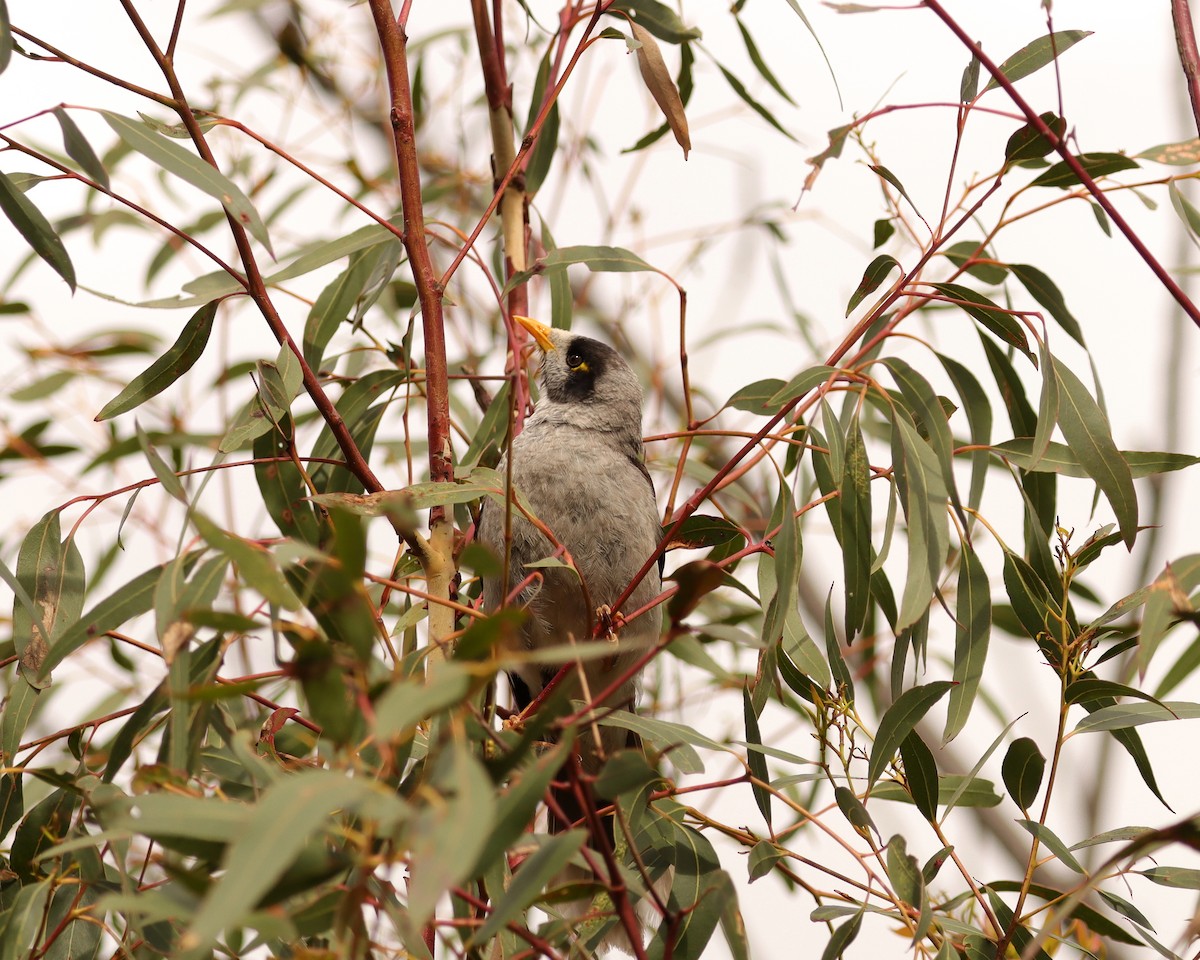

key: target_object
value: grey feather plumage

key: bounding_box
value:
[477,324,662,758]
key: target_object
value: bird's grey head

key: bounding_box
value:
[516,316,645,442]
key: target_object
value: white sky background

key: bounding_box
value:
[2,0,1200,957]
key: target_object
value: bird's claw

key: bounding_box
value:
[596,604,625,641]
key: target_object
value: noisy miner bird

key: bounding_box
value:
[478,316,663,761]
[477,316,665,948]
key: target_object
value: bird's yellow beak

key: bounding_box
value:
[514,315,556,353]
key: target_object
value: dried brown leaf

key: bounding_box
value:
[632,23,690,158]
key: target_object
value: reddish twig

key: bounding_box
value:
[923,0,1200,330]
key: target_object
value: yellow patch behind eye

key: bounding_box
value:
[574,360,590,373]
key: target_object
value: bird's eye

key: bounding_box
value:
[566,352,585,370]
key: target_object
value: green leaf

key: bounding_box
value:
[52,107,110,190]
[768,364,836,408]
[1138,866,1200,889]
[1030,151,1139,189]
[868,682,954,787]
[983,30,1093,91]
[193,513,302,610]
[302,247,383,370]
[219,345,303,453]
[540,218,573,331]
[1142,555,1200,677]
[939,353,992,513]
[524,49,561,194]
[1016,820,1084,873]
[96,302,219,419]
[845,254,900,316]
[941,240,1008,285]
[610,0,701,43]
[1009,263,1085,345]
[0,878,53,958]
[10,511,84,689]
[944,544,991,742]
[10,370,76,403]
[407,746,495,929]
[1168,181,1200,243]
[470,831,586,945]
[960,53,980,101]
[39,559,187,679]
[873,775,1002,809]
[1051,357,1137,547]
[900,732,938,821]
[470,742,569,877]
[723,378,786,414]
[0,171,76,290]
[103,111,274,256]
[714,60,795,141]
[802,122,853,195]
[929,282,1033,362]
[819,907,863,960]
[541,244,655,273]
[1001,737,1044,809]
[747,840,787,882]
[1074,701,1200,733]
[662,515,742,551]
[373,662,472,737]
[184,770,405,949]
[840,411,871,639]
[994,438,1198,478]
[742,685,772,827]
[870,164,923,221]
[834,785,876,839]
[1065,678,1168,711]
[735,17,794,105]
[1098,889,1155,930]
[0,0,11,75]
[891,413,949,630]
[883,356,964,528]
[1004,112,1066,165]
[600,710,726,774]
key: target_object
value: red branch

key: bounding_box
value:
[368,2,453,492]
[923,0,1200,331]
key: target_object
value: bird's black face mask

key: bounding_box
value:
[545,335,614,403]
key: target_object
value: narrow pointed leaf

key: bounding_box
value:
[103,111,274,256]
[846,254,900,316]
[944,544,991,742]
[1016,820,1084,873]
[0,171,76,290]
[841,412,871,638]
[53,107,110,189]
[1052,358,1137,547]
[1031,152,1138,189]
[900,731,938,821]
[742,686,772,826]
[868,681,954,786]
[97,302,219,419]
[983,30,1093,91]
[1009,263,1085,344]
[1074,701,1200,732]
[930,282,1033,362]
